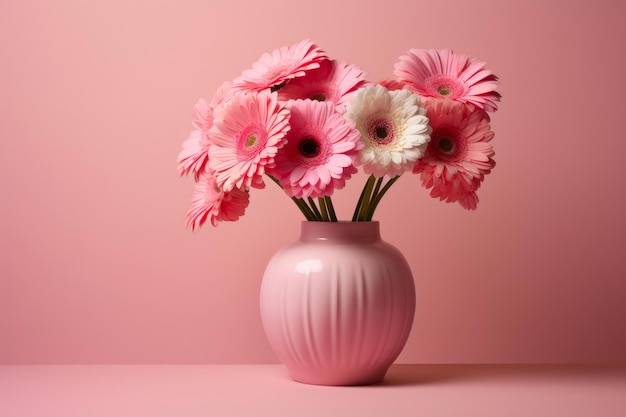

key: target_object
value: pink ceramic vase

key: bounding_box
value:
[260,221,416,385]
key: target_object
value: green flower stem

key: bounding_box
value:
[318,197,329,222]
[357,175,376,221]
[266,172,398,222]
[266,174,316,221]
[324,196,338,222]
[351,180,369,221]
[366,175,400,220]
[307,197,323,221]
[296,198,318,221]
[372,177,383,204]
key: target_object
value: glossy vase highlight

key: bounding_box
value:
[260,221,416,385]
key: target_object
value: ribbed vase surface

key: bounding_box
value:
[260,221,416,385]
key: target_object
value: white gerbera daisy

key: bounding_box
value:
[345,85,431,177]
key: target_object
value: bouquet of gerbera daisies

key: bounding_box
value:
[177,39,501,229]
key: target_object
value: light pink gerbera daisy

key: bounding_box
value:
[231,39,328,93]
[268,99,362,199]
[345,84,431,178]
[208,90,290,192]
[394,48,501,112]
[277,59,367,113]
[177,82,233,179]
[186,172,250,230]
[413,98,495,210]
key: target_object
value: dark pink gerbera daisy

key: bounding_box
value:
[413,98,495,210]
[231,39,328,93]
[186,172,250,230]
[394,48,501,112]
[268,99,362,199]
[277,59,367,113]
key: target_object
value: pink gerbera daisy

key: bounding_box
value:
[186,172,250,230]
[277,59,367,113]
[394,48,501,112]
[413,98,495,210]
[208,90,290,192]
[177,82,233,179]
[268,99,362,199]
[231,39,328,93]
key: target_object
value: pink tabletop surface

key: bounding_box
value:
[1,364,625,417]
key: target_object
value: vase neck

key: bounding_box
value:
[300,221,381,243]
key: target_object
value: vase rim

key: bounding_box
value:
[300,221,381,242]
[301,220,379,224]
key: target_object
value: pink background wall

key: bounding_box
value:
[1,0,625,364]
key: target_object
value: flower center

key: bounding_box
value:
[298,137,320,158]
[438,137,454,153]
[376,126,388,139]
[245,135,258,148]
[270,81,286,92]
[237,124,266,156]
[310,93,326,101]
[428,128,467,162]
[368,118,394,145]
[425,75,466,99]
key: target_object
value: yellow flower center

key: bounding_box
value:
[245,135,257,148]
